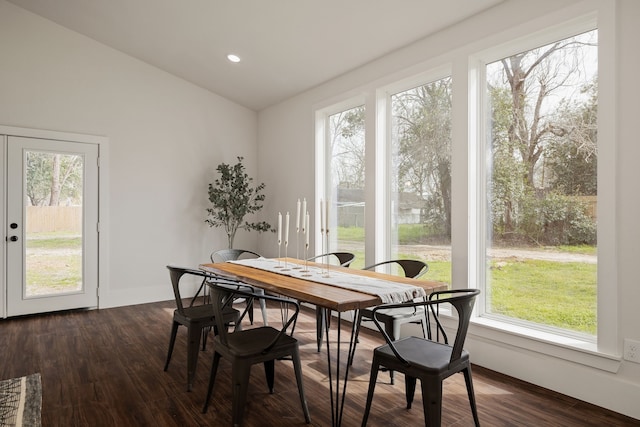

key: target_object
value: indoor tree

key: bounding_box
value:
[206,157,273,248]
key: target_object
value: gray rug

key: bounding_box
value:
[0,373,41,427]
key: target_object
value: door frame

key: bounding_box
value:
[0,125,109,318]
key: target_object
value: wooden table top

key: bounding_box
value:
[200,258,447,312]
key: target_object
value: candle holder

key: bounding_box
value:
[282,239,290,271]
[292,228,302,269]
[275,239,283,269]
[322,230,330,278]
[319,225,324,275]
[302,242,311,277]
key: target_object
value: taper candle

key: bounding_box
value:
[306,212,310,246]
[320,198,324,232]
[296,198,301,231]
[278,212,282,244]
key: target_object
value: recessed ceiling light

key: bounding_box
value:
[227,54,241,63]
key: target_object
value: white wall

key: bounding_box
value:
[2,0,639,419]
[257,0,640,420]
[0,0,259,307]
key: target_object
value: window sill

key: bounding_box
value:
[466,315,621,373]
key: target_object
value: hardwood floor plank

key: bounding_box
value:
[1,300,637,426]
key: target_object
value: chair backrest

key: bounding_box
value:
[363,259,428,279]
[209,285,244,346]
[211,248,261,263]
[166,265,215,315]
[372,289,480,367]
[429,289,480,365]
[167,265,244,315]
[167,265,189,315]
[307,252,355,267]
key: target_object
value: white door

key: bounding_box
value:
[6,136,99,317]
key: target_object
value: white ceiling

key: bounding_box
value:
[8,0,503,111]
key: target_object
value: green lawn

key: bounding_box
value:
[336,225,597,335]
[25,233,82,295]
[27,235,82,249]
[488,259,596,334]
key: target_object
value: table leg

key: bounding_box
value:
[324,309,360,427]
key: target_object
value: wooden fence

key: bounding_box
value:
[26,206,82,233]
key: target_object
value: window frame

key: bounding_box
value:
[468,8,618,367]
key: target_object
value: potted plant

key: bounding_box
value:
[206,157,273,248]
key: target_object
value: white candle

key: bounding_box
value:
[285,212,290,245]
[296,198,301,231]
[301,198,307,230]
[320,198,324,232]
[305,211,310,246]
[278,212,282,244]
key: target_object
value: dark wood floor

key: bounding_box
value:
[1,299,638,427]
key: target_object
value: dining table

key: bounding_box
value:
[200,257,447,427]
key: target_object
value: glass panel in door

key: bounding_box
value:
[24,151,84,297]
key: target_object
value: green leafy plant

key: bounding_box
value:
[206,157,273,248]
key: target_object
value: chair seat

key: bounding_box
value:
[361,305,426,322]
[176,304,214,320]
[375,336,470,374]
[217,326,298,358]
[173,304,238,324]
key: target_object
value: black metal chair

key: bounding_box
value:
[163,266,241,391]
[350,259,429,384]
[306,251,356,268]
[306,252,356,351]
[202,283,311,426]
[361,289,481,427]
[210,248,261,263]
[210,248,268,325]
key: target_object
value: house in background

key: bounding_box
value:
[0,0,639,422]
[337,188,426,228]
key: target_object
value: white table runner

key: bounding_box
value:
[230,257,426,304]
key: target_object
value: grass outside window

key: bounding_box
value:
[337,225,596,335]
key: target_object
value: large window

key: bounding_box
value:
[318,77,453,280]
[326,105,366,265]
[316,11,613,357]
[389,78,452,284]
[483,29,598,337]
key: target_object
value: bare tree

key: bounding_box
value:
[27,152,82,206]
[493,30,597,189]
[488,29,597,241]
[48,154,82,206]
[329,106,365,189]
